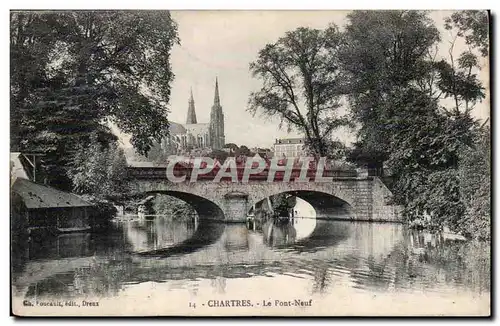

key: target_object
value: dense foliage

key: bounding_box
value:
[339,11,489,239]
[250,10,490,239]
[65,133,129,223]
[340,11,441,170]
[11,11,179,190]
[152,195,197,218]
[271,194,297,218]
[68,133,129,198]
[457,127,490,240]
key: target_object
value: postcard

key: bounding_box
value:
[10,9,490,317]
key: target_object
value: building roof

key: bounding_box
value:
[274,138,305,145]
[169,122,187,135]
[11,178,93,209]
[168,121,210,137]
[184,123,209,137]
[127,161,168,168]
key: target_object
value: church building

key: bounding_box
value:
[161,78,225,155]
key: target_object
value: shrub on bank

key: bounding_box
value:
[80,195,118,230]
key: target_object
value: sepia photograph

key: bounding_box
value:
[9,9,491,317]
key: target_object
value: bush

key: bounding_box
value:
[81,195,118,230]
[457,128,490,240]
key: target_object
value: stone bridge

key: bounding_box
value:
[126,165,402,223]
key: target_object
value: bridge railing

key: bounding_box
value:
[127,165,358,181]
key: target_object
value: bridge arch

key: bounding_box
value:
[249,190,355,220]
[141,190,225,220]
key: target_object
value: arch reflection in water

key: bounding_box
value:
[127,218,226,257]
[292,198,316,240]
[262,219,297,247]
[254,197,359,250]
[258,198,317,248]
[258,218,353,251]
[124,217,199,253]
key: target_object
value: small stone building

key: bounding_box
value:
[11,178,94,233]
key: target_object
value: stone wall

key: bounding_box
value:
[371,177,404,222]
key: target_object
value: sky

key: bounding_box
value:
[119,10,490,149]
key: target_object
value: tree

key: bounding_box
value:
[341,11,441,169]
[10,11,179,187]
[346,144,386,174]
[442,10,491,239]
[426,10,488,116]
[271,194,296,217]
[409,11,488,118]
[10,13,63,149]
[248,26,352,158]
[223,143,239,155]
[208,149,229,163]
[224,143,239,150]
[68,133,129,198]
[445,10,489,57]
[235,145,251,157]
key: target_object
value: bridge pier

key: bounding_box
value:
[222,192,249,222]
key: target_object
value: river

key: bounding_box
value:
[11,213,490,316]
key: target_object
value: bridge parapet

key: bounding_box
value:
[126,166,358,181]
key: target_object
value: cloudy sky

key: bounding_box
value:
[121,10,490,149]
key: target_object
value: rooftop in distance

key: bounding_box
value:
[274,138,305,145]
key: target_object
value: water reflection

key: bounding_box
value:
[11,215,490,302]
[294,218,317,240]
[130,218,226,257]
[262,219,297,247]
[123,216,199,253]
[255,217,354,252]
[258,217,320,248]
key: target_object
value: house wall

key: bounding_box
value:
[10,192,28,234]
[27,207,90,229]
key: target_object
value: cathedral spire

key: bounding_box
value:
[186,87,197,124]
[213,77,220,106]
[210,77,225,149]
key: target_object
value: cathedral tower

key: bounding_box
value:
[209,78,225,149]
[186,88,197,124]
